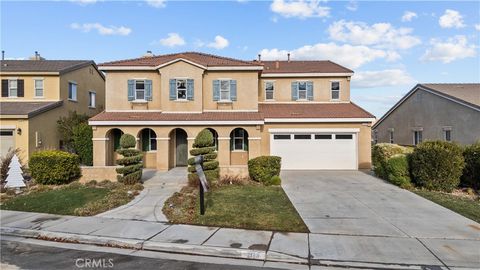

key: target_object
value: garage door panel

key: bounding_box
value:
[271,132,357,170]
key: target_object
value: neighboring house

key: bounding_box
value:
[373,83,480,146]
[0,59,105,161]
[89,52,375,174]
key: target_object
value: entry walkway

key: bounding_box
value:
[97,167,187,222]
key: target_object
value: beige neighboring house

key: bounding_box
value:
[0,59,105,161]
[373,83,480,146]
[90,52,375,175]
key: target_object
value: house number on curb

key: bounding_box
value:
[194,155,209,215]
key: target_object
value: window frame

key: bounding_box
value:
[336,134,353,140]
[331,81,340,100]
[297,81,307,100]
[219,79,231,101]
[142,129,157,152]
[273,134,291,140]
[34,78,44,98]
[232,129,247,151]
[175,78,188,101]
[134,80,145,101]
[264,81,275,101]
[389,130,394,144]
[8,79,18,97]
[444,129,452,142]
[88,91,96,108]
[68,81,77,101]
[413,130,423,145]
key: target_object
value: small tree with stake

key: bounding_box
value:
[116,134,143,185]
[187,129,219,186]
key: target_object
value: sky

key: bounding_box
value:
[1,0,479,117]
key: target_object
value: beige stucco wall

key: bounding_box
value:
[59,65,105,116]
[0,75,60,101]
[261,122,372,169]
[259,77,350,102]
[79,166,118,183]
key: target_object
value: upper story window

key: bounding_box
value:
[89,91,96,108]
[220,80,231,101]
[413,130,423,146]
[331,81,340,100]
[298,82,307,100]
[443,127,452,142]
[389,130,394,143]
[8,80,18,97]
[135,80,145,100]
[68,82,77,101]
[176,79,187,100]
[265,81,274,100]
[34,79,44,97]
[128,79,152,101]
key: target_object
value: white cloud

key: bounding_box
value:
[346,0,358,11]
[439,9,465,28]
[146,0,166,8]
[328,20,421,50]
[207,35,229,49]
[421,35,477,63]
[401,11,417,22]
[70,23,131,36]
[352,69,415,88]
[475,24,480,31]
[154,33,185,47]
[270,0,330,19]
[259,43,400,69]
[70,0,98,5]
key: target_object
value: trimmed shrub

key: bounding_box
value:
[268,175,282,186]
[57,111,89,152]
[410,141,465,192]
[72,123,93,166]
[248,156,281,185]
[384,154,412,189]
[461,142,480,190]
[29,150,81,185]
[187,129,219,186]
[372,143,412,179]
[116,134,143,185]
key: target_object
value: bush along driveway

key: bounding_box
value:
[280,170,480,268]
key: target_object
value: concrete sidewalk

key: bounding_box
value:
[1,210,479,269]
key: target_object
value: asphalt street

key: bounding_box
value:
[0,240,282,270]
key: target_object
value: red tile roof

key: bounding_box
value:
[99,52,260,67]
[259,103,374,118]
[261,60,353,74]
[89,103,374,123]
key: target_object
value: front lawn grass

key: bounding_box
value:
[163,184,309,233]
[0,181,143,216]
[414,189,480,223]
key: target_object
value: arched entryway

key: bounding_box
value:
[138,128,157,169]
[230,128,249,165]
[207,128,219,150]
[169,128,188,167]
[106,128,123,166]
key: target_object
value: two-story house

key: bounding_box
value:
[89,52,374,175]
[0,59,105,161]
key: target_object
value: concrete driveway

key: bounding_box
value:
[97,168,187,222]
[281,170,480,268]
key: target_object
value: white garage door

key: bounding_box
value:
[270,131,357,170]
[0,130,15,157]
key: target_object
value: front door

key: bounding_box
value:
[175,129,188,166]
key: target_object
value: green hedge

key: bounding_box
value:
[410,141,465,192]
[384,154,412,189]
[72,122,93,166]
[188,129,219,186]
[29,150,81,185]
[372,143,412,179]
[461,142,480,190]
[116,134,143,185]
[268,175,282,186]
[248,156,281,185]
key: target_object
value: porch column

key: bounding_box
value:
[92,138,108,166]
[248,137,261,159]
[156,138,170,171]
[217,137,231,167]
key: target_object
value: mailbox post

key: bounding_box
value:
[194,155,209,215]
